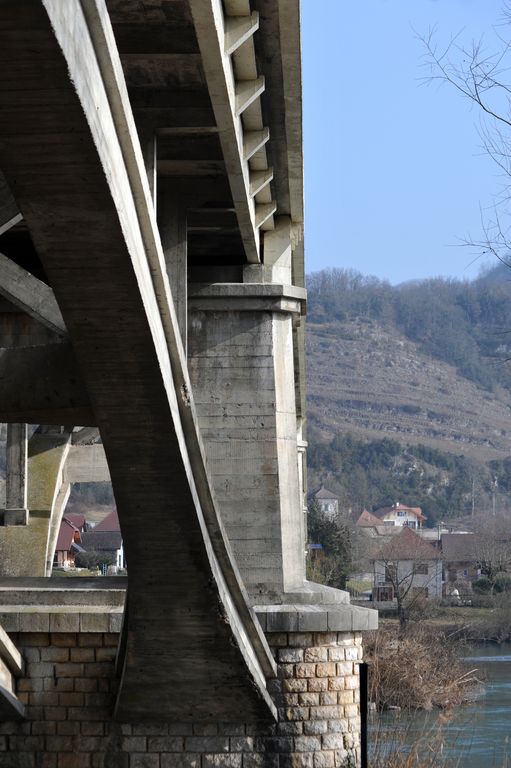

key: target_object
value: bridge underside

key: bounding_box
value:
[0,0,276,721]
[0,0,376,731]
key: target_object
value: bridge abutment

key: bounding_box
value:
[1,609,364,768]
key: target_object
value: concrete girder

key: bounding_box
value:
[0,171,21,236]
[224,12,259,56]
[188,0,276,260]
[0,252,66,336]
[0,0,275,721]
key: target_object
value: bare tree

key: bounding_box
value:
[372,527,442,630]
[471,513,511,591]
[420,11,511,262]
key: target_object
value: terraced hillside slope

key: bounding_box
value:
[306,266,511,520]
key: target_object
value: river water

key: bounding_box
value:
[370,643,511,767]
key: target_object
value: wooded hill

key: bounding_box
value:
[306,265,511,524]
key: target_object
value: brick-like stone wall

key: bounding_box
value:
[267,632,362,768]
[1,630,362,768]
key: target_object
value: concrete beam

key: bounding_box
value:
[224,11,259,56]
[249,168,273,197]
[0,344,94,425]
[65,444,110,483]
[188,0,261,263]
[0,251,66,336]
[71,427,100,445]
[0,171,21,236]
[3,424,28,526]
[235,76,265,116]
[244,129,269,162]
[158,187,188,351]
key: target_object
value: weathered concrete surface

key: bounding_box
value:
[65,443,111,484]
[188,285,306,598]
[0,170,21,235]
[0,251,66,336]
[0,431,70,577]
[0,0,274,721]
[3,423,28,525]
[0,343,93,425]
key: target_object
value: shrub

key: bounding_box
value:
[366,625,480,711]
[75,550,116,570]
[494,574,511,593]
[472,577,492,594]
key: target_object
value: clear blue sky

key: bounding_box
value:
[302,0,506,284]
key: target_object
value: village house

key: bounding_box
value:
[372,525,442,602]
[371,501,426,529]
[53,515,86,569]
[311,486,339,518]
[441,533,480,593]
[81,508,126,570]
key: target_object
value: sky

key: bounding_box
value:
[302,0,508,284]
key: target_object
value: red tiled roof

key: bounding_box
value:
[372,503,426,522]
[373,526,440,561]
[64,513,85,530]
[93,509,120,532]
[356,509,382,527]
[56,516,81,553]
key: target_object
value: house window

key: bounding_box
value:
[397,510,406,517]
[414,563,428,575]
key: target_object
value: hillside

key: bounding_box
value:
[306,266,511,522]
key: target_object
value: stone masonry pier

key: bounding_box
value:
[0,581,372,768]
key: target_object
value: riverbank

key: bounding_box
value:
[365,623,480,712]
[369,643,511,768]
[371,593,511,643]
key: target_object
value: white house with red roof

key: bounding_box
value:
[371,502,426,529]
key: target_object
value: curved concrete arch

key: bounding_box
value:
[0,0,275,721]
[0,429,71,578]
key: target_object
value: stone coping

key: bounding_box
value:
[188,282,306,314]
[255,581,351,606]
[0,577,377,635]
[254,603,378,633]
[0,577,128,589]
[0,606,123,633]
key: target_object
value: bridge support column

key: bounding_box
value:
[3,423,28,526]
[159,184,188,352]
[188,282,307,598]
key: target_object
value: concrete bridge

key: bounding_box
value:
[0,1,376,765]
